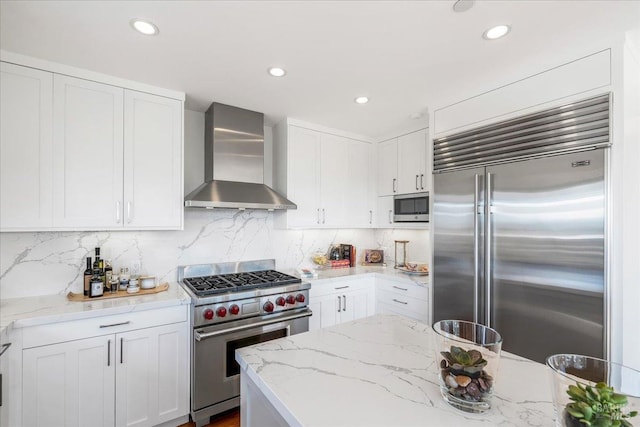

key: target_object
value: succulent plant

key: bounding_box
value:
[440,346,488,376]
[565,381,637,427]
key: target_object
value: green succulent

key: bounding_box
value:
[565,381,637,427]
[440,345,488,375]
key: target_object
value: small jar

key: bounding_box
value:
[109,276,119,293]
[119,267,130,291]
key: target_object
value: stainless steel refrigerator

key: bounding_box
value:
[432,94,609,364]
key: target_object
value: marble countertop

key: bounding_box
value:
[0,282,191,335]
[304,266,429,287]
[236,314,554,427]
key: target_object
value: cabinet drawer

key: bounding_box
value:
[377,301,429,324]
[376,289,429,318]
[376,279,428,301]
[309,277,374,298]
[22,305,187,348]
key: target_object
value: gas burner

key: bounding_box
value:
[182,270,301,296]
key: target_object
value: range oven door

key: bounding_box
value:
[192,308,311,412]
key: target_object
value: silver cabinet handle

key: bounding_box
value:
[322,208,326,224]
[392,285,408,291]
[342,295,346,311]
[317,208,320,224]
[107,339,111,366]
[127,201,133,224]
[420,174,424,190]
[99,321,130,329]
[415,175,419,190]
[369,210,372,224]
[392,178,397,193]
[485,172,493,328]
[473,173,480,324]
[120,337,124,364]
[334,286,349,290]
[392,298,408,305]
[337,295,341,312]
[194,310,313,341]
[116,201,121,224]
[388,210,392,224]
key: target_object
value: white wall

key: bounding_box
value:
[0,110,429,299]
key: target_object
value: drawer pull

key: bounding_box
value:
[343,295,347,311]
[107,340,111,366]
[392,286,408,291]
[99,321,130,329]
[337,296,342,313]
[392,299,408,305]
[120,338,124,364]
[334,286,349,290]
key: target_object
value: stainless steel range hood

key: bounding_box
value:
[184,103,296,210]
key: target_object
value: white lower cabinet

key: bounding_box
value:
[20,307,189,427]
[309,279,375,331]
[23,335,115,427]
[375,277,430,323]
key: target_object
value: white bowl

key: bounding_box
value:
[126,285,140,294]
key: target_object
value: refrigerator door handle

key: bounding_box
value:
[473,173,480,324]
[485,172,493,328]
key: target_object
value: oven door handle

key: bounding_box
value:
[194,310,313,341]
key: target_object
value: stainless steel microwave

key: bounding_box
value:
[393,192,429,222]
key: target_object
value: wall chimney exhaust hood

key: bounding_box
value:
[184,103,296,210]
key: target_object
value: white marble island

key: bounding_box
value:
[236,314,555,427]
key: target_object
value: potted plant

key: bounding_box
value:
[564,381,637,427]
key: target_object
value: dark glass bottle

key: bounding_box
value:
[89,268,104,298]
[83,257,92,296]
[104,259,113,292]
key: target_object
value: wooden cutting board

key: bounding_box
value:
[67,283,169,301]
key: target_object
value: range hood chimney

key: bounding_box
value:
[184,103,296,210]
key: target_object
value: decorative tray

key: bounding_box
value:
[67,283,169,301]
[396,267,429,276]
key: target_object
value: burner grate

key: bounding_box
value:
[183,269,301,296]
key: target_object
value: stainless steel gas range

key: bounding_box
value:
[178,259,311,427]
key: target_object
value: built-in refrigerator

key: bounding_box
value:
[432,94,609,364]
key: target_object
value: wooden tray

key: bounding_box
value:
[67,283,169,301]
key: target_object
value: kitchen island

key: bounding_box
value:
[236,314,555,426]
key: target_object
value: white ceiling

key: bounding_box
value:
[1,1,638,138]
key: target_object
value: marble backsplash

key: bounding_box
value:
[0,210,429,299]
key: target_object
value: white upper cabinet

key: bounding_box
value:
[0,59,184,231]
[376,128,429,197]
[377,138,398,196]
[397,129,429,194]
[52,75,125,228]
[123,90,183,229]
[285,126,322,228]
[274,120,374,229]
[0,63,53,230]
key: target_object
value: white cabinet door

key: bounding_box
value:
[115,323,188,427]
[377,138,398,196]
[123,90,183,229]
[22,335,115,427]
[397,129,427,194]
[0,63,53,230]
[52,75,124,228]
[287,126,322,227]
[320,133,349,227]
[346,139,374,227]
[375,196,394,227]
[339,288,374,323]
[309,294,340,331]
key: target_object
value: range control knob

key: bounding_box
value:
[286,295,296,305]
[203,308,214,320]
[216,307,227,318]
[296,294,306,303]
[263,301,274,313]
[229,304,240,315]
[276,296,286,306]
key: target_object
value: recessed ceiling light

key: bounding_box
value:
[354,96,369,104]
[453,0,475,13]
[131,19,159,36]
[483,25,510,40]
[268,67,286,77]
